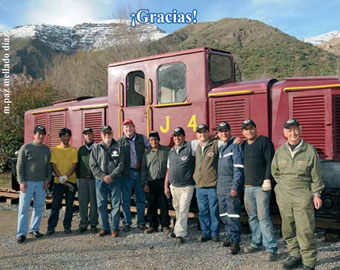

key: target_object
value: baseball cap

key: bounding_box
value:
[242,119,256,130]
[82,128,93,134]
[101,125,112,133]
[33,125,46,135]
[217,122,231,131]
[196,124,209,133]
[148,131,160,140]
[173,127,185,136]
[122,119,135,126]
[284,119,300,129]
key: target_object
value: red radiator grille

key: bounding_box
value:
[292,95,326,158]
[84,111,104,143]
[49,113,66,147]
[333,95,340,156]
[214,98,248,138]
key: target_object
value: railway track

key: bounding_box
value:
[1,187,339,241]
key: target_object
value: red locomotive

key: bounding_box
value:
[21,47,340,219]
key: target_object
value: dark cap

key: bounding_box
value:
[173,127,185,136]
[148,131,160,140]
[284,119,300,129]
[242,119,256,129]
[217,121,231,131]
[34,125,46,135]
[196,124,209,133]
[101,125,112,133]
[122,119,135,126]
[82,128,93,134]
[59,128,72,137]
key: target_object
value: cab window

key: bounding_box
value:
[209,54,233,83]
[157,63,186,104]
[126,71,145,107]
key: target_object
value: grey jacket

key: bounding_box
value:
[141,145,170,186]
[16,142,52,184]
[89,139,124,181]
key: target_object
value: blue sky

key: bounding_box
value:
[0,0,339,38]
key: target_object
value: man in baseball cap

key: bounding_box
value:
[272,119,323,270]
[194,123,221,243]
[76,127,98,234]
[89,125,125,238]
[216,121,244,254]
[16,125,51,243]
[118,119,149,232]
[241,120,278,260]
[165,127,196,243]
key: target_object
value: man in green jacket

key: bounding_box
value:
[76,128,98,234]
[271,119,324,270]
[193,124,220,243]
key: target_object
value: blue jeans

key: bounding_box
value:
[17,181,46,237]
[47,183,77,231]
[244,187,278,253]
[196,187,220,238]
[121,170,146,226]
[96,178,121,231]
[217,191,241,243]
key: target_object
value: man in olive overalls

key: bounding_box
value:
[271,119,324,270]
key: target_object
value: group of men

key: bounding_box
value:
[16,118,324,270]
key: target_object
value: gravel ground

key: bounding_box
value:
[0,203,339,270]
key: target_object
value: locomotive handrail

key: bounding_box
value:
[208,90,254,97]
[283,84,340,92]
[153,102,192,108]
[71,104,108,111]
[31,107,68,115]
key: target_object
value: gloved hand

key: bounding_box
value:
[262,179,272,191]
[59,175,68,184]
[66,182,75,192]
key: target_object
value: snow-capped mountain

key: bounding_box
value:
[4,19,167,52]
[302,31,340,46]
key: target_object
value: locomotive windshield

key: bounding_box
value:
[209,54,233,83]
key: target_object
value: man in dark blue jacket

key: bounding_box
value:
[216,122,244,255]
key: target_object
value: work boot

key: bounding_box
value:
[111,230,119,238]
[222,239,231,247]
[266,252,277,262]
[197,235,211,242]
[123,225,131,232]
[30,231,44,238]
[77,227,87,234]
[282,256,302,269]
[243,245,260,253]
[144,227,155,234]
[230,243,240,255]
[64,229,72,234]
[137,224,147,230]
[176,236,184,244]
[46,229,55,236]
[98,230,110,237]
[211,236,219,242]
[90,226,98,233]
[17,235,26,244]
[162,227,170,234]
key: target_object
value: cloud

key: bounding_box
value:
[0,24,11,32]
[25,0,117,26]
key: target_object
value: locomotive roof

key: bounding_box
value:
[108,47,232,67]
[26,96,108,115]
